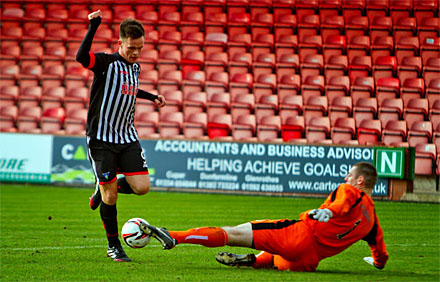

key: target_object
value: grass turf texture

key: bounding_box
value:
[1,184,439,282]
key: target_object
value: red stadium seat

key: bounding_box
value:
[371,36,394,62]
[207,92,230,118]
[232,114,257,141]
[274,14,297,40]
[135,111,159,139]
[254,94,278,122]
[329,96,353,126]
[277,74,301,97]
[252,53,276,78]
[423,57,440,87]
[353,97,378,128]
[0,105,18,132]
[301,75,325,105]
[159,111,183,138]
[40,107,65,134]
[400,78,425,106]
[275,34,298,58]
[158,12,181,37]
[207,113,232,139]
[403,98,429,129]
[378,98,403,127]
[306,116,331,144]
[251,13,274,38]
[227,13,251,36]
[64,108,88,136]
[303,96,328,125]
[345,16,368,41]
[395,36,419,64]
[357,119,382,145]
[204,13,227,34]
[325,76,350,104]
[278,94,303,123]
[331,117,356,144]
[408,121,433,147]
[369,16,393,42]
[382,120,407,146]
[429,100,440,130]
[257,115,282,142]
[16,106,42,133]
[375,77,400,105]
[275,53,300,79]
[160,90,183,113]
[320,16,345,40]
[183,112,208,139]
[181,32,205,55]
[372,56,397,80]
[230,94,255,121]
[414,143,436,175]
[230,73,253,96]
[41,86,65,111]
[205,72,229,95]
[228,52,252,78]
[420,37,440,66]
[158,70,182,93]
[346,35,370,62]
[181,12,204,37]
[182,91,207,119]
[350,76,374,105]
[397,56,422,85]
[281,115,305,142]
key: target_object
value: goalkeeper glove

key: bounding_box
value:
[363,257,385,270]
[308,209,333,222]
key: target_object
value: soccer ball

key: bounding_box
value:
[121,218,151,248]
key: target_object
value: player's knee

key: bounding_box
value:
[134,183,150,195]
[102,191,118,205]
[132,180,150,195]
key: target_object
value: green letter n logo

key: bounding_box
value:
[375,148,404,179]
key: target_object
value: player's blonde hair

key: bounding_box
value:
[353,162,378,189]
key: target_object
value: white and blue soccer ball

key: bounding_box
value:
[121,218,151,248]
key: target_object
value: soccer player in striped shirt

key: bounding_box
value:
[76,10,166,262]
[143,162,389,271]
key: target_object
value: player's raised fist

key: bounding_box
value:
[88,10,102,20]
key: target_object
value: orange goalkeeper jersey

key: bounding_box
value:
[300,184,388,267]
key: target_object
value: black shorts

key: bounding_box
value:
[87,137,149,184]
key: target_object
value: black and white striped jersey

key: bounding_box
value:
[85,52,141,144]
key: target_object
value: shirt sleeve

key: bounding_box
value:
[76,17,101,69]
[137,89,158,102]
[362,212,389,269]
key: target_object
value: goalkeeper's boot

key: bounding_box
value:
[216,252,256,267]
[107,244,131,262]
[139,223,176,250]
[89,185,101,210]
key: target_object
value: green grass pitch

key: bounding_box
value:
[1,183,439,282]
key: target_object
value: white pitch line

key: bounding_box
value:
[3,243,438,252]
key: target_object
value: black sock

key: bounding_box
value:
[100,202,120,247]
[117,177,134,194]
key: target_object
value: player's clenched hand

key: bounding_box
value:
[88,10,102,20]
[154,95,166,108]
[308,208,333,222]
[363,257,385,270]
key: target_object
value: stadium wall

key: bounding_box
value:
[0,132,420,201]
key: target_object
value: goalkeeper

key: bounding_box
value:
[143,162,388,271]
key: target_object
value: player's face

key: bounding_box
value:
[119,37,144,64]
[344,166,359,186]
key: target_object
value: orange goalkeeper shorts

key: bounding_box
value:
[251,219,320,271]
